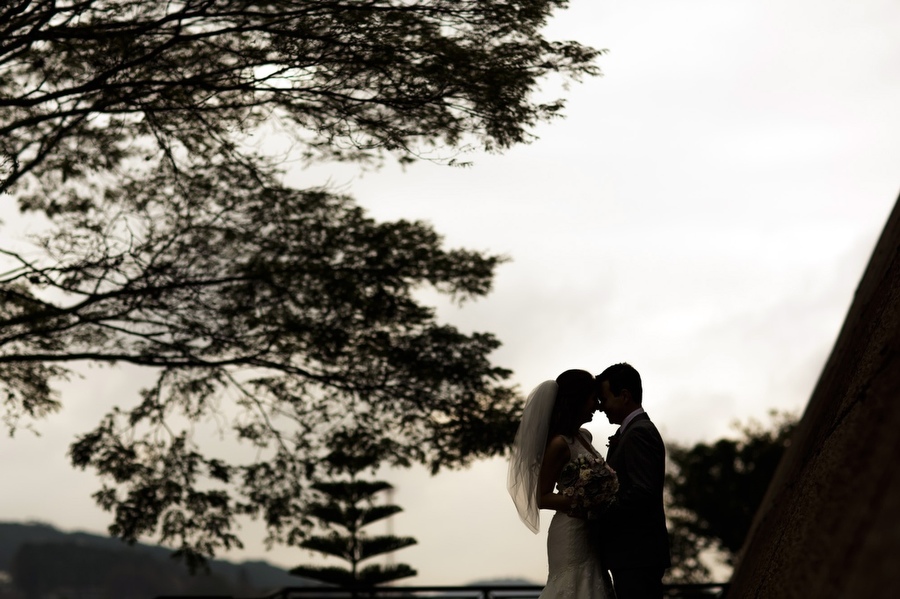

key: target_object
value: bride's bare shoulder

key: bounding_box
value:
[546,434,571,451]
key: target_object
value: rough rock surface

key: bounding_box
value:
[727,193,900,598]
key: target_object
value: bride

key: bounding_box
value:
[508,369,616,599]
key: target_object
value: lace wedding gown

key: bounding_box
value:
[541,430,615,599]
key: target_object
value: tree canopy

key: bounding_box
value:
[0,0,599,202]
[665,411,799,582]
[2,162,520,569]
[291,439,417,587]
[0,0,601,568]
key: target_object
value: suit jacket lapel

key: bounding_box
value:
[606,430,621,461]
[608,413,651,463]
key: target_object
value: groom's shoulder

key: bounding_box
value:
[630,412,653,428]
[629,414,665,440]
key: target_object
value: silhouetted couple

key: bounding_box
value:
[508,363,671,599]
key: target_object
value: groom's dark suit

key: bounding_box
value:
[596,412,670,598]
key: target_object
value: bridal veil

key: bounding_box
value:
[507,380,558,533]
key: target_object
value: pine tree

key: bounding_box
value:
[291,480,416,587]
[291,434,417,588]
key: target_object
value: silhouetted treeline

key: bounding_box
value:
[0,522,319,599]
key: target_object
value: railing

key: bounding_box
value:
[158,582,728,599]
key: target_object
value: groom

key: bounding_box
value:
[593,363,671,599]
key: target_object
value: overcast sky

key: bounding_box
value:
[3,0,900,588]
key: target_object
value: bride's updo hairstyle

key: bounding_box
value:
[548,369,595,438]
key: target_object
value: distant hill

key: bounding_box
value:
[0,523,542,598]
[0,521,321,597]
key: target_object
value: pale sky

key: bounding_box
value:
[3,0,900,588]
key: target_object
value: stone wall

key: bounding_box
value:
[727,193,900,598]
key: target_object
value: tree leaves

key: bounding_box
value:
[2,160,520,563]
[0,0,598,567]
[1,0,601,199]
[665,411,798,582]
[291,460,417,587]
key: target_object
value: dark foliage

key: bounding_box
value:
[289,480,418,587]
[2,164,521,568]
[665,411,798,582]
[0,0,600,200]
[0,0,600,569]
[290,436,417,587]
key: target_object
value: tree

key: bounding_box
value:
[290,440,417,588]
[291,479,417,587]
[1,0,599,570]
[2,168,521,569]
[0,0,600,201]
[665,411,798,582]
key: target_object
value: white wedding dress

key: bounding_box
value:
[540,430,615,599]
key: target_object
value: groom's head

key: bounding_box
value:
[596,362,642,425]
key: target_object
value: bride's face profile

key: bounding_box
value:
[579,392,601,424]
[552,369,598,434]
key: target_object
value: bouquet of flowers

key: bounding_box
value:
[558,454,619,520]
